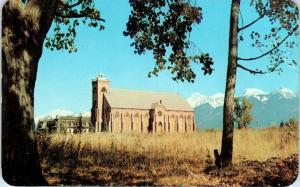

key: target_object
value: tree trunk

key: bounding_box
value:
[2,1,58,185]
[220,0,240,167]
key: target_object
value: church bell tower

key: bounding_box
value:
[91,73,110,132]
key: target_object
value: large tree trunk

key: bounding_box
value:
[220,0,240,167]
[2,1,57,185]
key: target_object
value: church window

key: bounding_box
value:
[114,112,120,118]
[101,87,107,93]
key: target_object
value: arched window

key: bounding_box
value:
[101,87,107,93]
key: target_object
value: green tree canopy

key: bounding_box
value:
[44,0,105,53]
[234,97,253,129]
[124,0,214,82]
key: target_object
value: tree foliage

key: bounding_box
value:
[280,117,298,128]
[45,0,105,53]
[75,115,84,133]
[234,97,253,129]
[124,0,214,82]
[238,0,298,74]
[125,0,298,82]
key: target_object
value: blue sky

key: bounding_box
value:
[34,0,299,117]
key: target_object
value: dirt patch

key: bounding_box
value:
[41,154,298,185]
[205,154,298,186]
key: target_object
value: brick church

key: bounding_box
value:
[91,74,195,133]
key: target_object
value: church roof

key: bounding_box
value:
[104,88,193,112]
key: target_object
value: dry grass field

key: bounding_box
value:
[37,127,298,185]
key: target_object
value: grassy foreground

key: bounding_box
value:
[37,127,298,185]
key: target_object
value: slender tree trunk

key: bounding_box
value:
[220,0,240,167]
[2,1,57,185]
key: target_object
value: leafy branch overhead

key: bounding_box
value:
[45,0,105,53]
[238,0,299,74]
[124,0,214,82]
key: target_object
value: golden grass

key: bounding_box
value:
[231,127,298,161]
[42,127,298,162]
[37,127,298,185]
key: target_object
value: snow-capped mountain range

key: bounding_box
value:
[35,109,91,122]
[189,87,298,129]
[187,93,225,108]
[187,87,297,108]
[243,88,269,103]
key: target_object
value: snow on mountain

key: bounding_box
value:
[75,111,91,117]
[187,93,206,108]
[36,109,74,121]
[188,87,297,108]
[243,88,269,103]
[243,88,267,97]
[209,93,225,108]
[187,92,224,108]
[270,87,296,99]
[35,109,91,122]
[193,87,298,129]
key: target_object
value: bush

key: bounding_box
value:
[279,118,298,129]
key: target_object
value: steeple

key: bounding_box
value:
[94,73,109,81]
[91,73,110,132]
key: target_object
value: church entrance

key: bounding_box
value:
[148,116,153,133]
[156,121,163,133]
[148,110,155,133]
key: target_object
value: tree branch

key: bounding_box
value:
[237,63,267,74]
[238,12,265,32]
[60,0,83,9]
[56,10,105,21]
[68,0,83,8]
[166,0,171,7]
[239,9,244,31]
[238,25,298,61]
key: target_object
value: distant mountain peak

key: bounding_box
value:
[270,87,296,99]
[36,109,74,120]
[35,109,91,122]
[187,92,224,108]
[188,87,296,108]
[211,93,225,98]
[80,111,91,117]
[243,88,269,103]
[193,87,298,129]
[243,88,267,97]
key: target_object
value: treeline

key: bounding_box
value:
[280,118,298,128]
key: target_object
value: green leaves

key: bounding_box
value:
[234,97,253,129]
[191,53,214,75]
[251,1,298,61]
[45,17,78,53]
[44,0,105,53]
[124,0,213,82]
[238,0,298,73]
